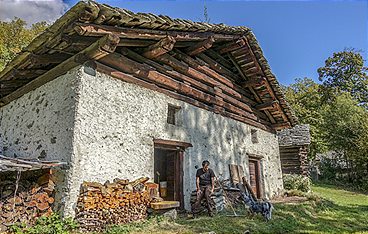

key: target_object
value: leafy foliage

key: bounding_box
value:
[0,18,48,71]
[283,174,312,192]
[10,213,78,234]
[284,77,327,158]
[285,49,368,190]
[318,49,368,107]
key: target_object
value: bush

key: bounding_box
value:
[283,174,312,192]
[10,213,78,234]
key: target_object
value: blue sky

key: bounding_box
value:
[7,0,366,86]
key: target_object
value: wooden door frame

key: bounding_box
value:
[153,139,192,209]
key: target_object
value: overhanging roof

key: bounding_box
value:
[0,1,298,129]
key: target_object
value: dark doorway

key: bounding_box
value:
[154,148,181,202]
[153,139,192,209]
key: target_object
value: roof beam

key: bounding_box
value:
[73,22,239,41]
[240,77,266,88]
[185,36,215,56]
[272,122,291,130]
[29,53,72,66]
[142,36,176,59]
[255,100,279,111]
[218,37,246,54]
[0,34,120,107]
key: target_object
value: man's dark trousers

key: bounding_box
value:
[192,185,214,215]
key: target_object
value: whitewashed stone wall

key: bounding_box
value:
[0,65,284,217]
[0,67,81,212]
[0,68,79,161]
[63,66,284,215]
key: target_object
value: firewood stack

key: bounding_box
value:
[0,173,55,231]
[75,177,153,232]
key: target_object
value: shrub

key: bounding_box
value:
[10,213,78,234]
[283,174,312,192]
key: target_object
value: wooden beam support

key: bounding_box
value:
[120,47,215,94]
[74,22,239,41]
[142,36,176,59]
[255,100,279,111]
[218,37,246,54]
[99,52,216,105]
[171,49,257,106]
[29,53,72,65]
[197,53,235,79]
[0,34,120,107]
[272,122,291,130]
[185,36,215,56]
[240,77,266,88]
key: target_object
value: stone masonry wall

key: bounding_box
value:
[0,67,81,212]
[277,124,311,146]
[63,66,284,216]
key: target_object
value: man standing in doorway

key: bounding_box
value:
[192,160,216,217]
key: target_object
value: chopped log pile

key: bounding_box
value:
[75,177,155,232]
[0,171,55,231]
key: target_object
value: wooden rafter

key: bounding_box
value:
[29,53,72,65]
[255,100,279,111]
[240,77,266,88]
[272,122,291,130]
[0,34,120,107]
[142,36,176,59]
[218,37,246,54]
[185,36,215,56]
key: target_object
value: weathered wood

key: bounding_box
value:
[161,51,257,106]
[74,22,239,41]
[0,34,120,107]
[240,77,266,88]
[272,122,291,130]
[29,53,72,65]
[185,36,215,56]
[99,52,216,105]
[95,62,215,112]
[141,36,176,59]
[255,100,279,111]
[218,37,247,54]
[196,53,236,80]
[120,47,215,94]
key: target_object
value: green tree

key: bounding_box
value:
[284,77,328,159]
[318,49,368,107]
[0,18,48,71]
[321,93,368,183]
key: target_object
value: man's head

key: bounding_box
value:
[202,160,210,171]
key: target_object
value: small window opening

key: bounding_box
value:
[167,104,181,125]
[251,129,259,144]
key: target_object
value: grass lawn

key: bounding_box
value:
[110,183,368,234]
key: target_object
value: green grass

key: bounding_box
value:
[120,183,368,234]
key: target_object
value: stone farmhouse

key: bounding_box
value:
[0,1,297,216]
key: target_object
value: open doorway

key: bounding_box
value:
[154,149,179,201]
[153,139,192,209]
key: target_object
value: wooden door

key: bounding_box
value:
[249,160,261,198]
